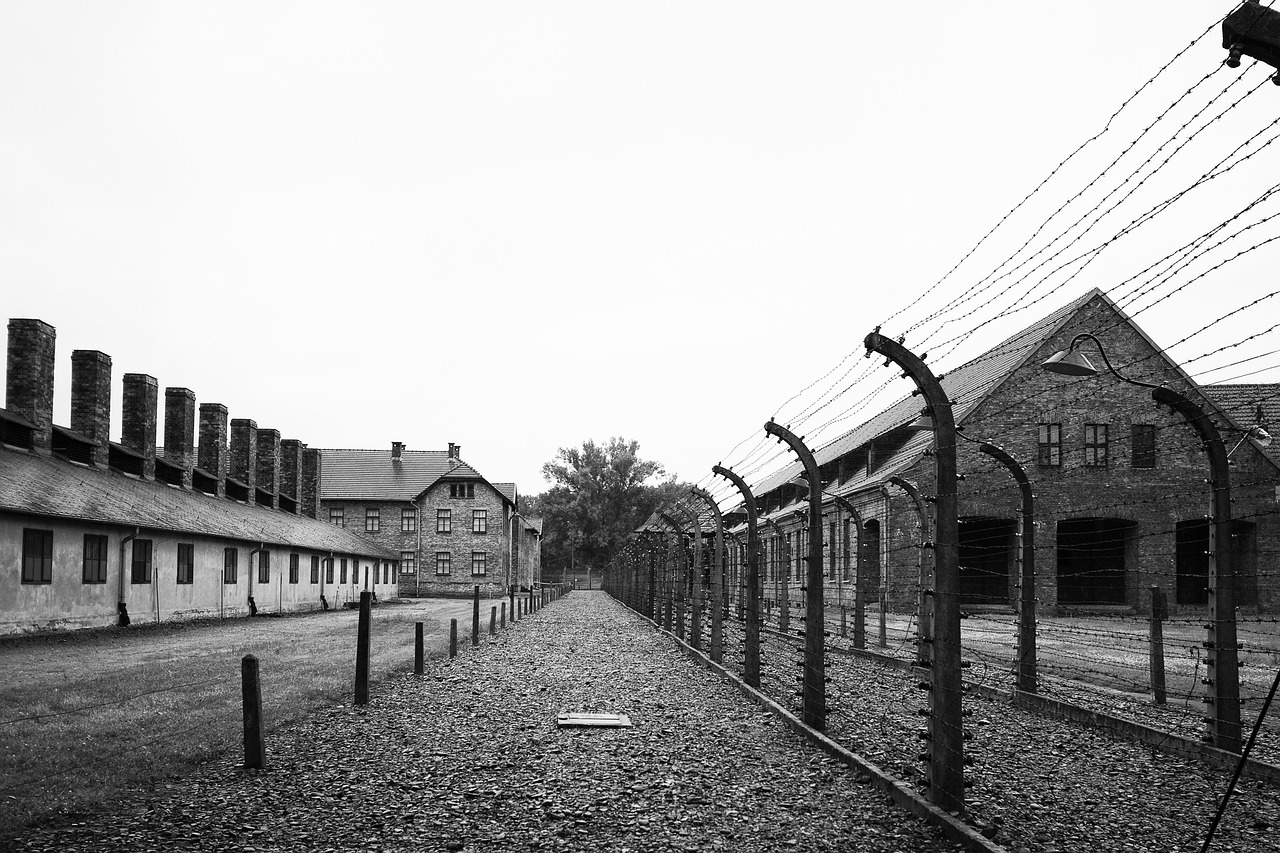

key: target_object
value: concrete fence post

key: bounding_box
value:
[241,654,266,770]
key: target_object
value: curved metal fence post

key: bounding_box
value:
[978,442,1037,694]
[714,464,761,688]
[887,477,930,667]
[692,486,725,664]
[867,329,965,815]
[765,421,826,732]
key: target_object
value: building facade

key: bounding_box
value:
[319,444,540,597]
[712,289,1280,615]
[0,319,398,636]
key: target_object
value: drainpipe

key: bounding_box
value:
[416,505,422,597]
[247,543,264,616]
[118,528,139,626]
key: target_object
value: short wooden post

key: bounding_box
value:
[414,621,424,675]
[489,605,497,636]
[241,654,266,770]
[472,585,481,647]
[449,618,458,659]
[500,601,506,628]
[510,584,517,621]
[354,590,371,705]
[1150,585,1168,705]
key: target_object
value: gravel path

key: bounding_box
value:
[8,592,966,853]
[717,615,1280,853]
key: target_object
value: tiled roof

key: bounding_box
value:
[319,449,483,501]
[494,482,518,506]
[1204,383,1280,465]
[751,288,1101,499]
[519,515,543,535]
[0,448,395,557]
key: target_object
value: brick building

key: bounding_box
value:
[319,444,539,597]
[0,319,398,635]
[722,289,1280,614]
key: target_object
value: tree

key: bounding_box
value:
[525,437,687,575]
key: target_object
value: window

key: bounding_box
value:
[224,548,238,584]
[471,551,487,576]
[365,508,380,532]
[1037,423,1061,467]
[1132,424,1156,469]
[383,562,390,584]
[83,534,108,584]
[329,507,345,527]
[401,508,417,532]
[351,560,359,584]
[437,508,452,534]
[828,521,836,580]
[340,558,348,584]
[1085,423,1109,467]
[472,509,487,534]
[130,539,153,584]
[258,550,270,584]
[325,558,334,584]
[310,555,320,584]
[401,551,416,574]
[177,543,194,585]
[449,483,475,499]
[435,552,451,576]
[289,553,300,584]
[21,529,53,584]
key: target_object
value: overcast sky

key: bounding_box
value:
[3,2,1276,502]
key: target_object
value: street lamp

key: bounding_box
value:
[1042,332,1243,752]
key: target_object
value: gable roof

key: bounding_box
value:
[493,482,518,506]
[1204,383,1280,465]
[319,449,484,501]
[751,288,1104,501]
[0,448,395,558]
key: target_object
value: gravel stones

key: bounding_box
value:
[8,593,965,853]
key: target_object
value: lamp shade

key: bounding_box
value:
[1041,350,1098,377]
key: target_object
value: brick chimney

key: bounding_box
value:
[5,319,56,454]
[392,441,404,460]
[121,373,158,479]
[302,447,322,519]
[197,403,228,496]
[164,387,196,488]
[255,428,281,508]
[280,439,304,509]
[448,442,461,460]
[230,418,257,490]
[71,349,112,466]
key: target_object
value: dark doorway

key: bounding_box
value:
[860,519,881,593]
[1057,518,1134,604]
[1176,520,1209,606]
[959,517,1015,605]
[1177,519,1258,606]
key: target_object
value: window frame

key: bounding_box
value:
[325,557,334,584]
[1037,423,1062,467]
[82,534,108,584]
[289,553,300,585]
[340,558,348,584]
[223,547,238,584]
[472,509,487,534]
[329,506,345,527]
[401,551,416,574]
[401,508,417,533]
[130,539,153,585]
[1085,423,1109,468]
[21,528,53,585]
[437,508,452,534]
[471,550,487,576]
[435,552,451,576]
[1131,423,1156,469]
[310,555,321,585]
[176,543,194,585]
[257,550,270,584]
[365,507,380,533]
